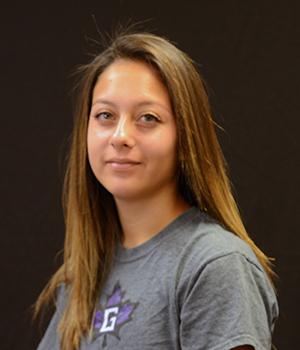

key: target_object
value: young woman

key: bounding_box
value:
[35,31,279,350]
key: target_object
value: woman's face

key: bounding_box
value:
[87,59,178,202]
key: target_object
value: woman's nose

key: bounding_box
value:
[110,116,135,149]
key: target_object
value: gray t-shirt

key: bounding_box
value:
[37,207,278,350]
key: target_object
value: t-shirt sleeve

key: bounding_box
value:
[37,309,61,350]
[37,285,66,350]
[179,252,279,350]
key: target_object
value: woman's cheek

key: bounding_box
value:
[95,128,112,139]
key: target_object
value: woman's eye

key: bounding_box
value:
[96,112,112,120]
[139,114,159,123]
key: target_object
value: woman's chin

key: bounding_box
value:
[107,187,144,202]
[107,186,154,203]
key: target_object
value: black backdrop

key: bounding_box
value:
[1,1,299,349]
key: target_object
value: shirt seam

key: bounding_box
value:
[207,333,263,350]
[174,250,266,323]
[198,250,265,274]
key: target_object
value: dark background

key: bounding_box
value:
[1,1,299,349]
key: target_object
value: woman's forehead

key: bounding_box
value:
[91,59,172,111]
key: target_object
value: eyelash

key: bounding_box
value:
[94,112,160,124]
[139,114,160,123]
[95,112,112,120]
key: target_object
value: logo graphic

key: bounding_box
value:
[92,282,139,347]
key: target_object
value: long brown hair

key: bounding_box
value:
[35,30,276,350]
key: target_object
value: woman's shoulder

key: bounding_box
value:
[164,206,262,272]
[53,283,69,314]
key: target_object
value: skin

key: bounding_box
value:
[87,59,190,248]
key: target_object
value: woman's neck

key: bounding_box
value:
[114,189,191,249]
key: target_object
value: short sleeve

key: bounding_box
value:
[37,285,66,350]
[179,252,278,350]
[37,309,61,350]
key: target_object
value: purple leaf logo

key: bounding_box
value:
[92,282,139,347]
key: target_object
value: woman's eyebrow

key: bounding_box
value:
[91,98,171,114]
[92,99,115,107]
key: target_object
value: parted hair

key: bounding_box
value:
[35,30,275,350]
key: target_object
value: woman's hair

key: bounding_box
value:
[35,30,276,350]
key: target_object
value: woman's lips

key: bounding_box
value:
[106,161,141,170]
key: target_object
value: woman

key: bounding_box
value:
[35,31,278,350]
